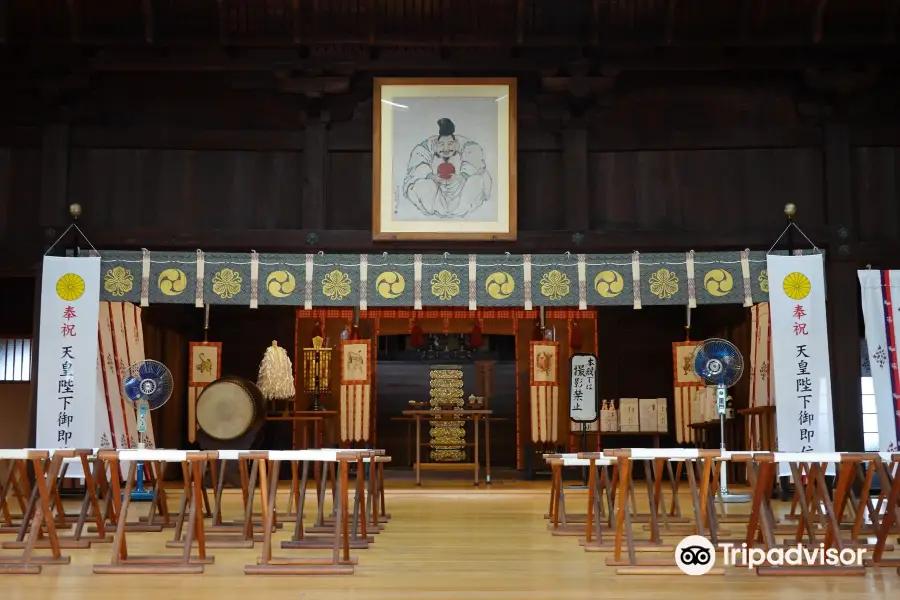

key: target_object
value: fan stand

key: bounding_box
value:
[715,385,751,503]
[129,399,154,502]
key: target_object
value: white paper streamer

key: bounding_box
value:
[195,250,205,308]
[469,253,477,310]
[631,251,642,310]
[686,250,696,309]
[304,253,314,310]
[577,253,587,310]
[523,254,533,311]
[250,250,259,309]
[740,249,752,307]
[359,254,368,311]
[140,248,150,307]
[413,254,423,310]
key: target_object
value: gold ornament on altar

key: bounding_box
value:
[303,336,332,395]
[429,365,466,462]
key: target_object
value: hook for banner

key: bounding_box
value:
[766,203,820,255]
[44,204,100,256]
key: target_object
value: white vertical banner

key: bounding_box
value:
[569,353,598,423]
[858,270,899,452]
[35,256,102,477]
[767,254,835,475]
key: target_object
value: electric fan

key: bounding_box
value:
[122,359,173,501]
[691,338,751,503]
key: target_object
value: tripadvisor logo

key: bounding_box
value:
[675,535,867,575]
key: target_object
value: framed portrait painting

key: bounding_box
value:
[372,78,518,241]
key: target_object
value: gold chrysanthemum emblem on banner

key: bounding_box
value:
[58,273,86,301]
[212,268,242,299]
[649,268,679,300]
[322,269,352,301]
[430,270,460,301]
[103,266,133,297]
[782,272,811,301]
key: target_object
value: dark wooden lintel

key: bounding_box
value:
[75,227,832,255]
[889,0,900,42]
[65,0,81,43]
[292,0,303,45]
[665,0,677,45]
[63,124,821,153]
[738,0,751,42]
[0,0,8,44]
[141,0,155,45]
[516,0,525,45]
[366,0,377,45]
[39,124,70,228]
[58,46,900,76]
[216,0,229,46]
[591,0,600,45]
[812,0,828,44]
[563,128,589,230]
[300,121,328,230]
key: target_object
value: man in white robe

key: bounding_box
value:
[402,118,492,219]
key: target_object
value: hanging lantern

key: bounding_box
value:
[570,320,583,351]
[411,321,425,348]
[469,322,483,349]
[311,320,323,341]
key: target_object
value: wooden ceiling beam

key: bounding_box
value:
[216,0,229,45]
[888,0,900,42]
[665,0,677,45]
[738,0,751,42]
[141,0,155,45]
[4,47,889,75]
[0,0,7,44]
[292,0,302,45]
[366,0,376,45]
[591,0,600,45]
[813,0,828,44]
[516,0,525,46]
[65,0,81,43]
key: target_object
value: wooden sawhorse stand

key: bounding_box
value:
[93,449,216,574]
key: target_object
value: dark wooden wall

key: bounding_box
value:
[3,1,900,452]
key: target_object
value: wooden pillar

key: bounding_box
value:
[301,120,329,230]
[563,127,589,230]
[823,120,863,451]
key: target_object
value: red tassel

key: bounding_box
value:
[410,322,425,348]
[570,321,583,350]
[470,323,483,349]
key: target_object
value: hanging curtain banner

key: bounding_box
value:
[749,302,775,409]
[671,341,701,444]
[35,256,103,478]
[767,254,835,474]
[858,270,899,452]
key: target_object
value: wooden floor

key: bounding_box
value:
[3,478,900,600]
